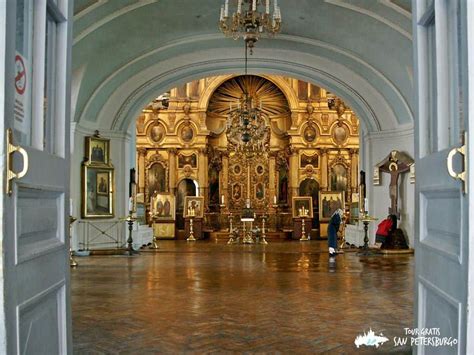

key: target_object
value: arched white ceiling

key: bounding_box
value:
[72,0,413,133]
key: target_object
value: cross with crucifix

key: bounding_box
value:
[375,151,414,219]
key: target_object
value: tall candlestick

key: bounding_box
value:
[220,6,224,21]
[221,194,225,205]
[274,0,278,12]
[70,199,73,215]
[364,198,368,213]
[266,0,270,14]
[237,0,242,14]
[273,195,277,204]
[252,0,257,11]
[129,197,133,212]
[224,0,229,17]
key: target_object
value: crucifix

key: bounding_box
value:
[374,151,414,219]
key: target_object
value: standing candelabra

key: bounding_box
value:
[187,217,196,242]
[259,214,268,245]
[126,214,138,256]
[299,217,309,241]
[69,216,78,267]
[357,214,378,256]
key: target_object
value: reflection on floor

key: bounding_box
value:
[72,241,413,354]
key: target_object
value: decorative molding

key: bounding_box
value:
[324,0,412,39]
[75,33,412,132]
[74,0,109,20]
[74,0,158,44]
[380,0,411,19]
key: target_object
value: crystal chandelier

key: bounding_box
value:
[219,0,282,54]
[225,37,270,157]
[226,90,270,157]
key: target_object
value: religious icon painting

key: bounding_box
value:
[178,153,197,169]
[255,183,265,200]
[148,122,166,143]
[183,196,204,218]
[319,191,345,222]
[292,197,313,218]
[303,124,317,143]
[300,153,319,169]
[232,183,242,201]
[332,124,349,146]
[81,165,114,218]
[151,193,176,221]
[180,123,194,143]
[82,134,114,218]
[233,164,242,175]
[255,164,264,176]
[96,172,109,195]
[86,136,110,165]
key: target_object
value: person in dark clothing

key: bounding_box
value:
[328,208,344,257]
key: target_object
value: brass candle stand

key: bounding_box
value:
[298,207,310,241]
[227,213,237,244]
[187,217,196,241]
[69,216,78,267]
[259,215,268,245]
[357,213,378,256]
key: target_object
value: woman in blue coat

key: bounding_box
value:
[328,209,344,256]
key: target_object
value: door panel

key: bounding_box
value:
[413,1,470,354]
[1,0,72,353]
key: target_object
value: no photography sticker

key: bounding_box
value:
[15,54,26,95]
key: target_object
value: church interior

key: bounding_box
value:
[67,1,419,353]
[5,0,472,353]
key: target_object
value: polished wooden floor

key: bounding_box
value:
[72,241,413,354]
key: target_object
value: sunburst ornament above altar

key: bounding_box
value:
[207,75,290,119]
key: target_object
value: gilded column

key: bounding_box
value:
[169,148,177,194]
[350,148,359,190]
[268,152,277,204]
[288,147,299,201]
[137,148,147,193]
[198,148,208,199]
[321,149,328,190]
[221,152,229,207]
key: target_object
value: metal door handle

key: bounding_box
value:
[6,128,29,195]
[447,132,467,194]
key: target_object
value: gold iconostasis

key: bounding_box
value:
[135,75,360,237]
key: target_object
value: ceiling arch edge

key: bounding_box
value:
[86,54,401,135]
[73,34,412,128]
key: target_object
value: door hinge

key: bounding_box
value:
[447,131,468,194]
[6,128,29,195]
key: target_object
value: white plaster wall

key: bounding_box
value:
[70,123,133,250]
[361,124,415,247]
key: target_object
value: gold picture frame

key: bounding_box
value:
[183,196,204,218]
[319,191,345,222]
[86,136,110,165]
[150,193,176,221]
[292,196,313,218]
[81,165,115,218]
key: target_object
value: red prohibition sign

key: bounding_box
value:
[15,54,26,95]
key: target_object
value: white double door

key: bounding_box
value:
[413,0,473,353]
[0,0,72,353]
